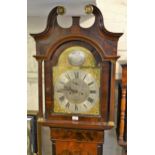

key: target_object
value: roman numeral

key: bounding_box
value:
[74,72,79,79]
[88,81,94,86]
[83,74,87,80]
[59,96,65,102]
[65,73,71,81]
[83,104,87,108]
[65,102,70,108]
[90,90,96,94]
[75,105,78,111]
[87,97,94,104]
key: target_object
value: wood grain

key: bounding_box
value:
[116,64,127,155]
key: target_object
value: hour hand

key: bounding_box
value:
[65,86,78,93]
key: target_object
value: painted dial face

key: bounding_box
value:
[54,70,99,113]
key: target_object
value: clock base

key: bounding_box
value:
[50,128,104,155]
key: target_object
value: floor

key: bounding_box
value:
[103,129,122,155]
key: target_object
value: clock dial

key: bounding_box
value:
[68,50,85,66]
[54,70,99,114]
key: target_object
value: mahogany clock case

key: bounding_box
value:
[30,5,123,130]
[45,41,111,120]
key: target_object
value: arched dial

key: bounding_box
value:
[54,70,99,113]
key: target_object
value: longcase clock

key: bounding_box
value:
[30,5,123,155]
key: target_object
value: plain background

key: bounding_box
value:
[0,0,155,155]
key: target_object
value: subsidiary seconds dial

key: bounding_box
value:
[54,70,99,113]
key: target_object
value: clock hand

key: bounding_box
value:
[64,86,78,93]
[57,86,73,92]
